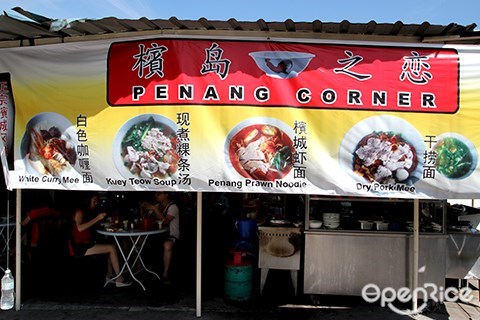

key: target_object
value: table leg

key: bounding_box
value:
[0,225,7,253]
[260,268,269,296]
[6,227,14,253]
[0,224,14,273]
[129,235,161,280]
[290,270,298,296]
[112,235,146,291]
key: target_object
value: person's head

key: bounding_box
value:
[82,192,100,210]
[154,191,171,204]
[90,195,100,210]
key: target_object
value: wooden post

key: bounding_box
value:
[196,192,202,317]
[412,199,419,311]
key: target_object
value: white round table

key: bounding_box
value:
[97,227,168,290]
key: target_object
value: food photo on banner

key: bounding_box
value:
[0,15,480,317]
[0,37,476,199]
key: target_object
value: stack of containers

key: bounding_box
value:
[224,218,258,301]
[323,213,341,229]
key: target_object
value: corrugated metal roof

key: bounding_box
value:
[0,7,478,47]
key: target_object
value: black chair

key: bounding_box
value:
[23,213,106,296]
[22,213,71,296]
[67,252,107,292]
[66,223,108,292]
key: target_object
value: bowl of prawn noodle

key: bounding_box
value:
[113,114,179,180]
[20,112,79,176]
[225,117,295,181]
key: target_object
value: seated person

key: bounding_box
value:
[141,191,180,284]
[70,193,130,288]
[22,202,62,248]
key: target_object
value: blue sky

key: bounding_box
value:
[1,0,479,27]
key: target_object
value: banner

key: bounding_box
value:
[0,36,479,199]
[108,39,458,113]
[0,73,14,168]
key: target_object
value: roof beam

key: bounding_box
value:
[422,35,480,43]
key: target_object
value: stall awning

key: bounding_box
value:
[0,10,479,199]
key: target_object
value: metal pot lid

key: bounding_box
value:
[269,219,291,226]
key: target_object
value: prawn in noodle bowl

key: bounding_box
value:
[120,116,180,179]
[228,124,295,181]
[353,131,418,184]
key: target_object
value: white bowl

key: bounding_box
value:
[323,213,340,217]
[101,222,113,229]
[224,117,296,181]
[324,221,340,229]
[309,220,323,229]
[338,115,425,186]
[20,112,80,176]
[248,51,315,79]
[112,114,179,181]
[323,213,340,222]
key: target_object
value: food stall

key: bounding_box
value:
[304,196,447,296]
[445,205,480,283]
[0,10,479,314]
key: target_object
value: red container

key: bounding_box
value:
[228,249,249,266]
[140,217,156,230]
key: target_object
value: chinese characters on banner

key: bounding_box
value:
[423,135,438,180]
[108,39,458,114]
[176,112,191,186]
[0,73,13,171]
[293,120,307,180]
[0,82,9,150]
[4,37,479,198]
[76,114,94,184]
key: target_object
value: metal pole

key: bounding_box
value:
[15,189,21,311]
[412,199,419,312]
[196,192,202,317]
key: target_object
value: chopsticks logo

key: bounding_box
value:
[361,283,473,315]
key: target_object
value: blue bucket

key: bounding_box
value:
[235,219,257,241]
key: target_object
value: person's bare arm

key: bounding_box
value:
[73,209,106,232]
[162,213,174,226]
[21,215,31,227]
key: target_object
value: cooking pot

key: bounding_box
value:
[269,219,291,226]
[235,219,257,240]
[259,229,301,257]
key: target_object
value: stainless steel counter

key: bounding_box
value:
[305,230,445,238]
[304,231,447,296]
